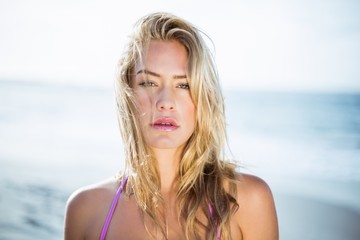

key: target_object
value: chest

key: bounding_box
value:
[89,195,187,240]
[85,195,242,240]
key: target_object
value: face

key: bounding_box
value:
[132,40,195,152]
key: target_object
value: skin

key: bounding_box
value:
[64,40,279,240]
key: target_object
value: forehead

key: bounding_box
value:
[134,40,188,72]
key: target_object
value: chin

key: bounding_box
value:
[149,139,187,150]
[151,143,181,149]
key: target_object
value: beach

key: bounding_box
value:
[0,80,359,239]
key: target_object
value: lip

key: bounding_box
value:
[151,117,179,131]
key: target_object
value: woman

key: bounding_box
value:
[64,12,278,240]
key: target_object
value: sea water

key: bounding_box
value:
[0,80,359,239]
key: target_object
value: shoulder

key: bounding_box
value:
[65,178,119,213]
[64,178,121,239]
[233,173,279,240]
[235,173,274,203]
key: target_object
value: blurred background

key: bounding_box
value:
[0,0,359,239]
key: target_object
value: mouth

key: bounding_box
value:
[151,118,179,131]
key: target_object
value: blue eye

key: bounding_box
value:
[139,81,156,87]
[178,83,190,89]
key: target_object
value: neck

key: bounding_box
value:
[152,147,182,194]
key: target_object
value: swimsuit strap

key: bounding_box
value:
[208,203,221,240]
[99,176,128,240]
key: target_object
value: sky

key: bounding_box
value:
[0,0,359,92]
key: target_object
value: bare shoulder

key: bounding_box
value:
[236,173,274,201]
[233,173,279,240]
[64,178,120,239]
[66,178,120,204]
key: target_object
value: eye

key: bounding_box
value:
[178,83,190,89]
[139,81,157,87]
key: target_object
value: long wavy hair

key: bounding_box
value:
[115,12,239,239]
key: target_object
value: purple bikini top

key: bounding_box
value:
[99,176,220,239]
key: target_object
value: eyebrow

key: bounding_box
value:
[136,69,187,79]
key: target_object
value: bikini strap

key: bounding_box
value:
[99,176,128,240]
[208,203,221,240]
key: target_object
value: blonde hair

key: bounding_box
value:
[115,12,239,239]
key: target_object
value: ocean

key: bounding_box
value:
[0,80,359,239]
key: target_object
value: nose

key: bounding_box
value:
[156,87,175,111]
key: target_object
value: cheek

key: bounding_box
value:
[135,93,153,114]
[185,100,196,126]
